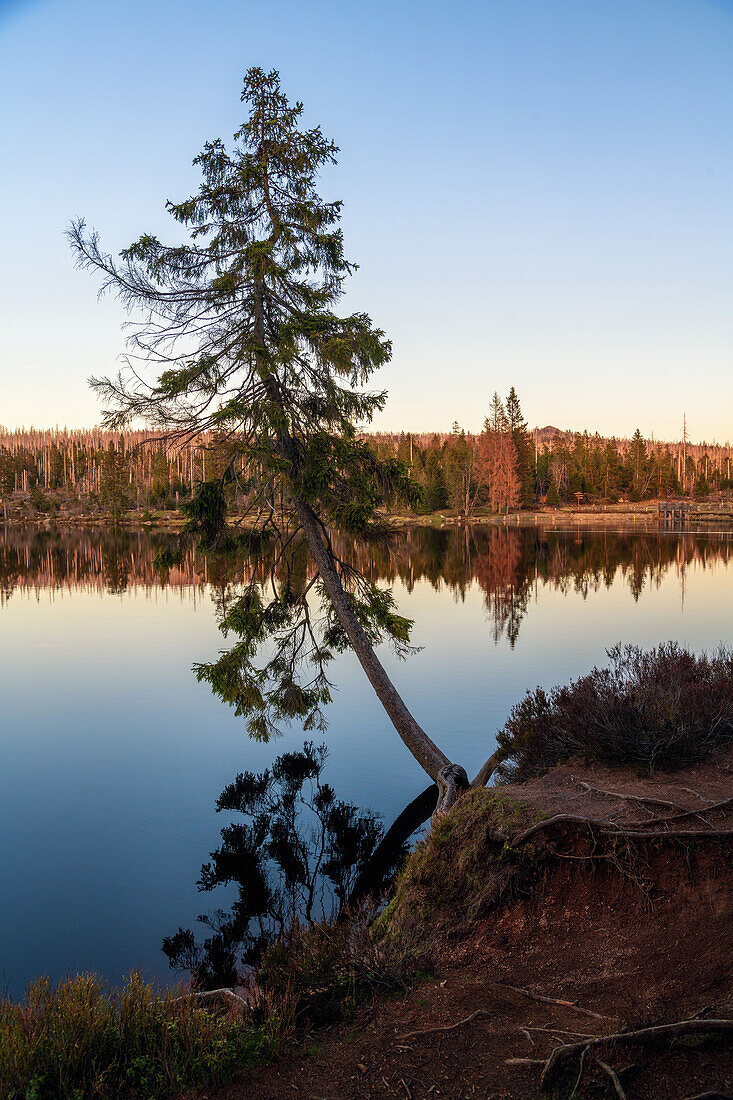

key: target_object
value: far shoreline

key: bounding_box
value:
[4,500,733,532]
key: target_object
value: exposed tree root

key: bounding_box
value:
[510,814,617,847]
[539,1018,733,1089]
[633,797,733,828]
[396,984,611,1044]
[599,827,733,840]
[431,764,470,824]
[510,813,733,848]
[594,1056,628,1100]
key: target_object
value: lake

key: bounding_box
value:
[1,523,732,998]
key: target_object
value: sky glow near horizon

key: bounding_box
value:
[1,0,732,443]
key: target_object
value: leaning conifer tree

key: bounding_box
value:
[68,67,497,808]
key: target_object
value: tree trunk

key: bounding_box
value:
[292,495,450,781]
[254,275,490,793]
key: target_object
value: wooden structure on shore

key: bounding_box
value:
[658,501,733,528]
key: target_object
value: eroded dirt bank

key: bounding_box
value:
[196,756,733,1100]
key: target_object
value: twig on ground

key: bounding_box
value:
[496,983,610,1020]
[540,1018,733,1088]
[692,1003,728,1019]
[594,1057,628,1100]
[678,786,709,802]
[396,1008,492,1041]
[525,1025,595,1038]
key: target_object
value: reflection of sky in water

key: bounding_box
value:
[1,529,731,996]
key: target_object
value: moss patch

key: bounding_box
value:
[384,789,548,936]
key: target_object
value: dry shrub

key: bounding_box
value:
[496,643,733,783]
[0,971,275,1099]
[256,900,433,1026]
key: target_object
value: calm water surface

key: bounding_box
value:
[1,524,732,997]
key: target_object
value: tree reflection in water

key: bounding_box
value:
[162,742,409,989]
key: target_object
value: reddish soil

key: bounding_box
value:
[506,755,733,827]
[195,758,733,1100]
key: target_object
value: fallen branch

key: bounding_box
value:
[397,1008,492,1041]
[525,1025,595,1038]
[540,1018,733,1088]
[496,983,610,1020]
[570,1045,588,1097]
[594,1057,628,1100]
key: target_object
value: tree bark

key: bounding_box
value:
[293,495,450,781]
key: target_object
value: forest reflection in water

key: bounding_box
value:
[1,523,729,646]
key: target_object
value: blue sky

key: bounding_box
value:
[1,0,732,440]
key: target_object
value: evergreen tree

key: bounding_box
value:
[70,68,496,797]
[0,447,14,499]
[150,450,171,505]
[626,428,649,500]
[100,442,130,522]
[444,427,477,514]
[422,449,449,512]
[603,438,622,500]
[505,387,533,506]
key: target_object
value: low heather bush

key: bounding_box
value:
[0,971,278,1100]
[496,642,733,783]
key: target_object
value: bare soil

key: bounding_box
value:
[194,757,733,1100]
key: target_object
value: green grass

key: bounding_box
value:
[0,971,282,1100]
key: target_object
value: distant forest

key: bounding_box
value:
[1,389,731,519]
